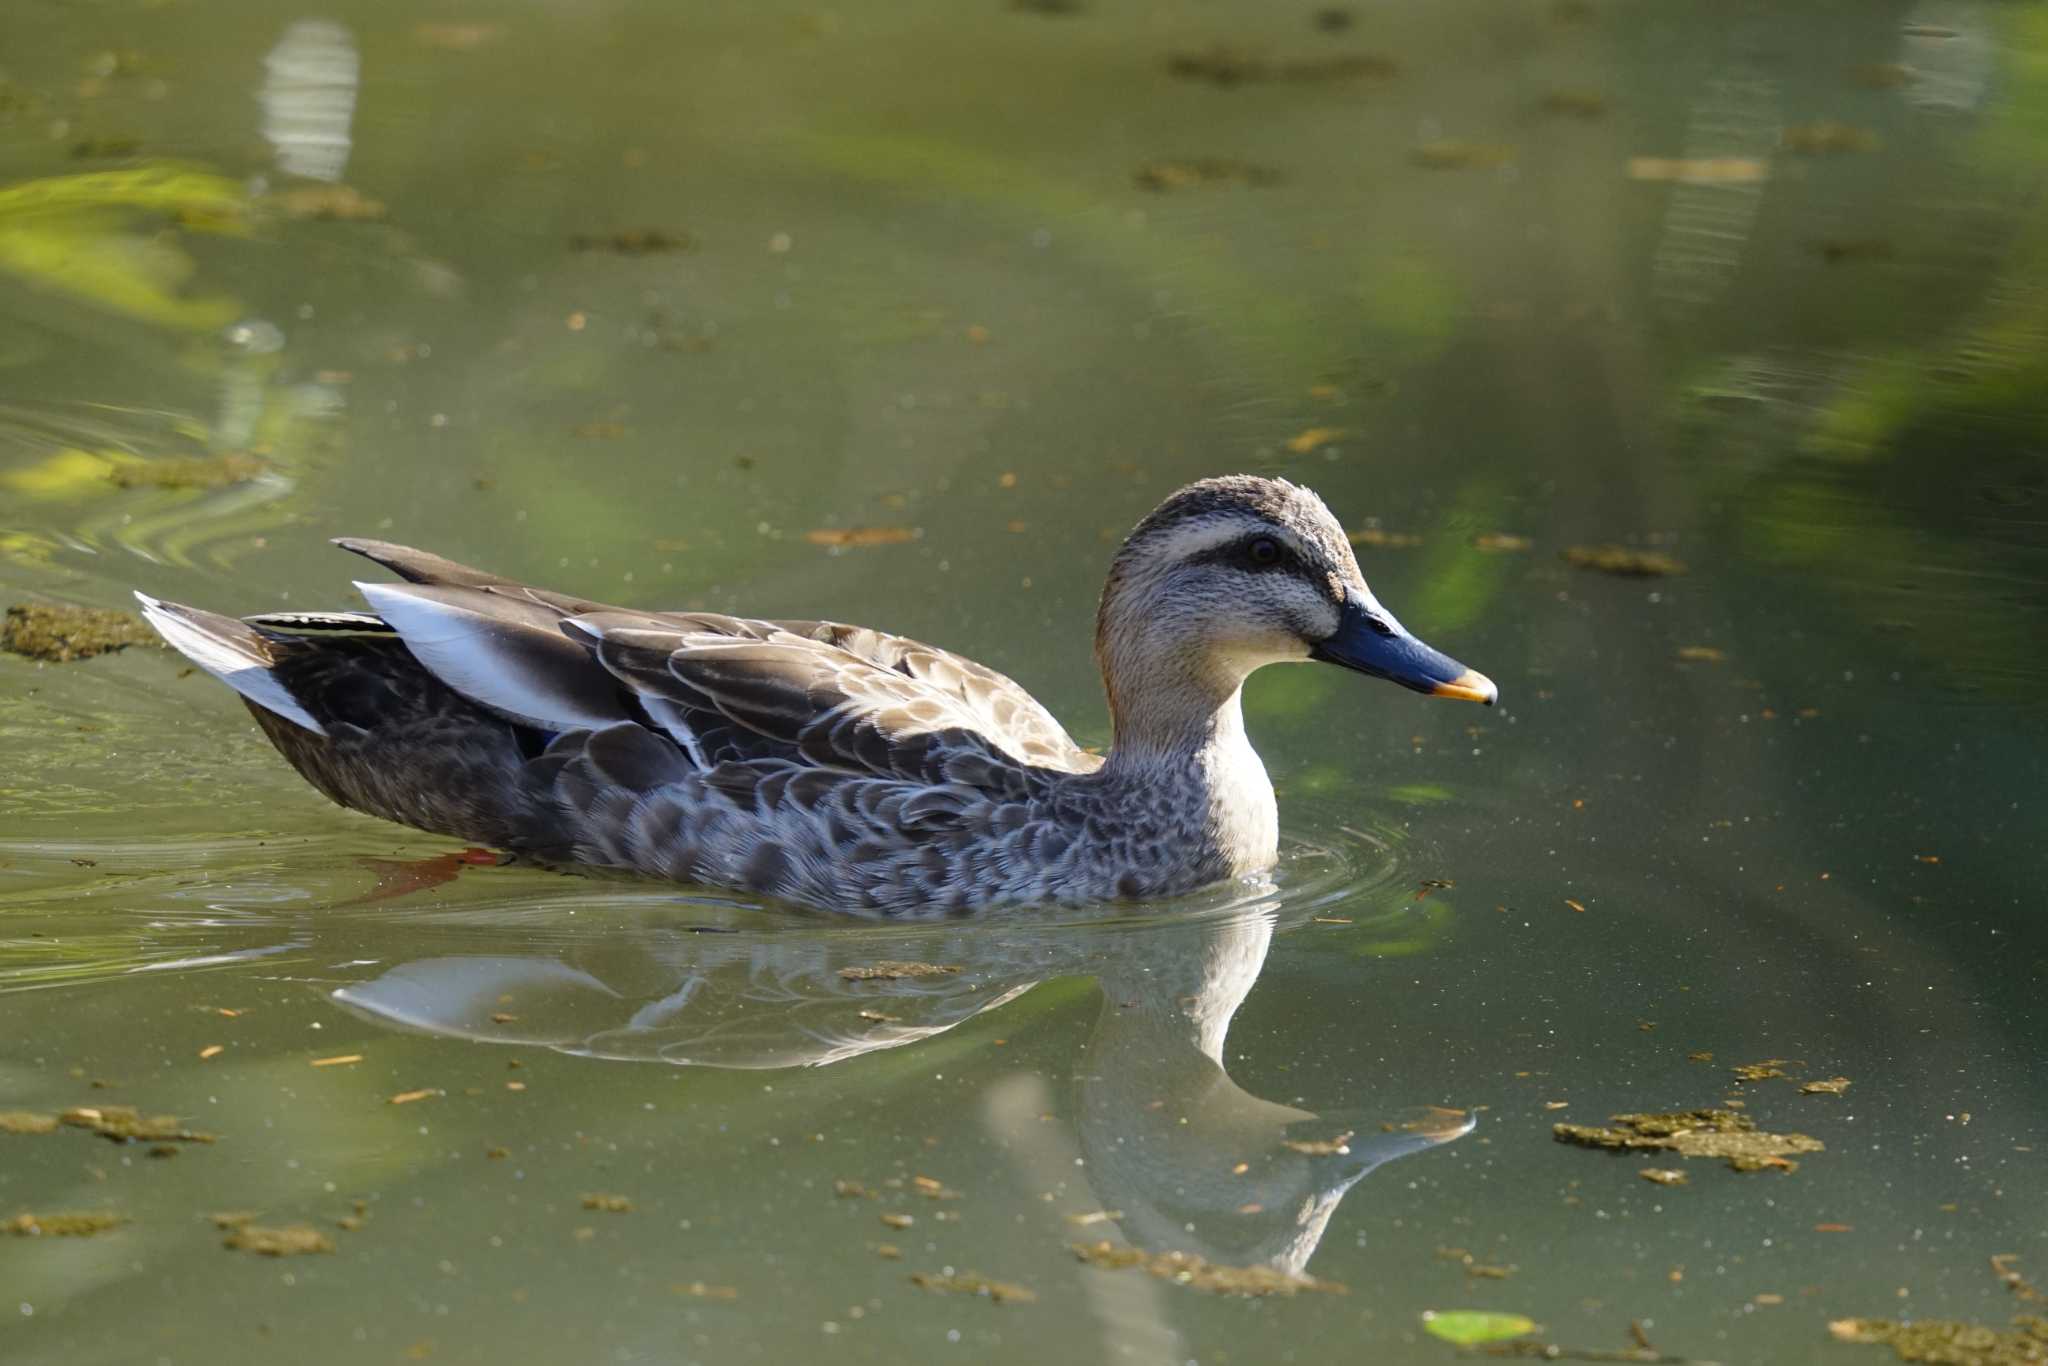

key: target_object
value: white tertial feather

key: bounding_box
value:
[134,592,328,735]
[356,581,627,732]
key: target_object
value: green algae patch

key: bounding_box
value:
[6,1210,127,1237]
[1071,1241,1345,1297]
[61,1105,215,1144]
[104,452,268,490]
[1563,545,1688,577]
[909,1271,1038,1304]
[1827,1315,2048,1364]
[3,604,159,662]
[1133,158,1281,192]
[223,1223,335,1256]
[1421,1310,1539,1346]
[0,1110,61,1134]
[838,961,961,981]
[1553,1109,1822,1173]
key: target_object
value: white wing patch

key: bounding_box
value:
[134,592,328,735]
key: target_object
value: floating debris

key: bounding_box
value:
[1731,1060,1793,1082]
[833,1179,873,1199]
[805,527,920,549]
[1540,90,1609,118]
[1827,1315,2048,1364]
[1554,1109,1823,1173]
[1349,528,1423,549]
[1627,156,1767,185]
[1064,1210,1122,1227]
[1473,533,1533,552]
[881,1212,915,1230]
[209,1211,259,1230]
[1287,426,1348,455]
[387,1088,439,1105]
[837,961,960,981]
[1437,1247,1517,1279]
[273,184,387,220]
[3,604,159,663]
[912,1175,961,1201]
[1800,1077,1852,1097]
[1281,1130,1355,1156]
[1410,141,1515,170]
[1676,646,1726,663]
[61,1105,214,1145]
[675,1281,740,1300]
[224,1223,335,1256]
[1993,1256,2044,1304]
[1562,545,1687,576]
[105,453,269,489]
[570,229,694,255]
[1165,46,1399,87]
[1420,1310,1539,1346]
[1071,1241,1345,1297]
[874,1243,903,1259]
[0,1111,61,1135]
[581,1194,633,1213]
[856,1010,900,1023]
[1133,158,1281,192]
[1640,1168,1689,1187]
[309,1054,363,1067]
[910,1271,1038,1305]
[6,1210,127,1237]
[1780,121,1879,155]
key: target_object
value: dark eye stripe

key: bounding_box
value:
[1184,536,1301,572]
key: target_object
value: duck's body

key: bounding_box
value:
[140,476,1493,916]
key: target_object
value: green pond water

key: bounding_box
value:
[3,0,2046,1362]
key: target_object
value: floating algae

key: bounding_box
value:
[1828,1315,2048,1365]
[909,1271,1038,1305]
[0,1111,61,1134]
[1071,1241,1346,1297]
[3,604,160,662]
[61,1105,215,1144]
[1133,158,1281,192]
[104,452,268,489]
[1562,545,1688,577]
[6,1210,127,1237]
[837,961,960,981]
[223,1223,335,1256]
[581,1193,634,1213]
[1554,1110,1823,1173]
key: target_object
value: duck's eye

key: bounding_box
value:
[1244,536,1282,567]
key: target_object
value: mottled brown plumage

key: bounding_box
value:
[138,476,1494,915]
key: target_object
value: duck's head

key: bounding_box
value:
[1096,475,1495,743]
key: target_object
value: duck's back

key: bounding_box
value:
[142,539,1111,914]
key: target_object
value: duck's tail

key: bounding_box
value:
[135,592,329,735]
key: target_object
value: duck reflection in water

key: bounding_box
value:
[333,898,1470,1279]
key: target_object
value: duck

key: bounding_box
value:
[137,474,1495,915]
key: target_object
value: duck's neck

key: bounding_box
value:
[1098,651,1279,875]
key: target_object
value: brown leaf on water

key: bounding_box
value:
[1286,426,1348,455]
[1800,1077,1852,1096]
[805,526,919,549]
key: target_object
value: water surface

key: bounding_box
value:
[3,1,2045,1363]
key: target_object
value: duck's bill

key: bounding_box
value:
[1309,591,1498,706]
